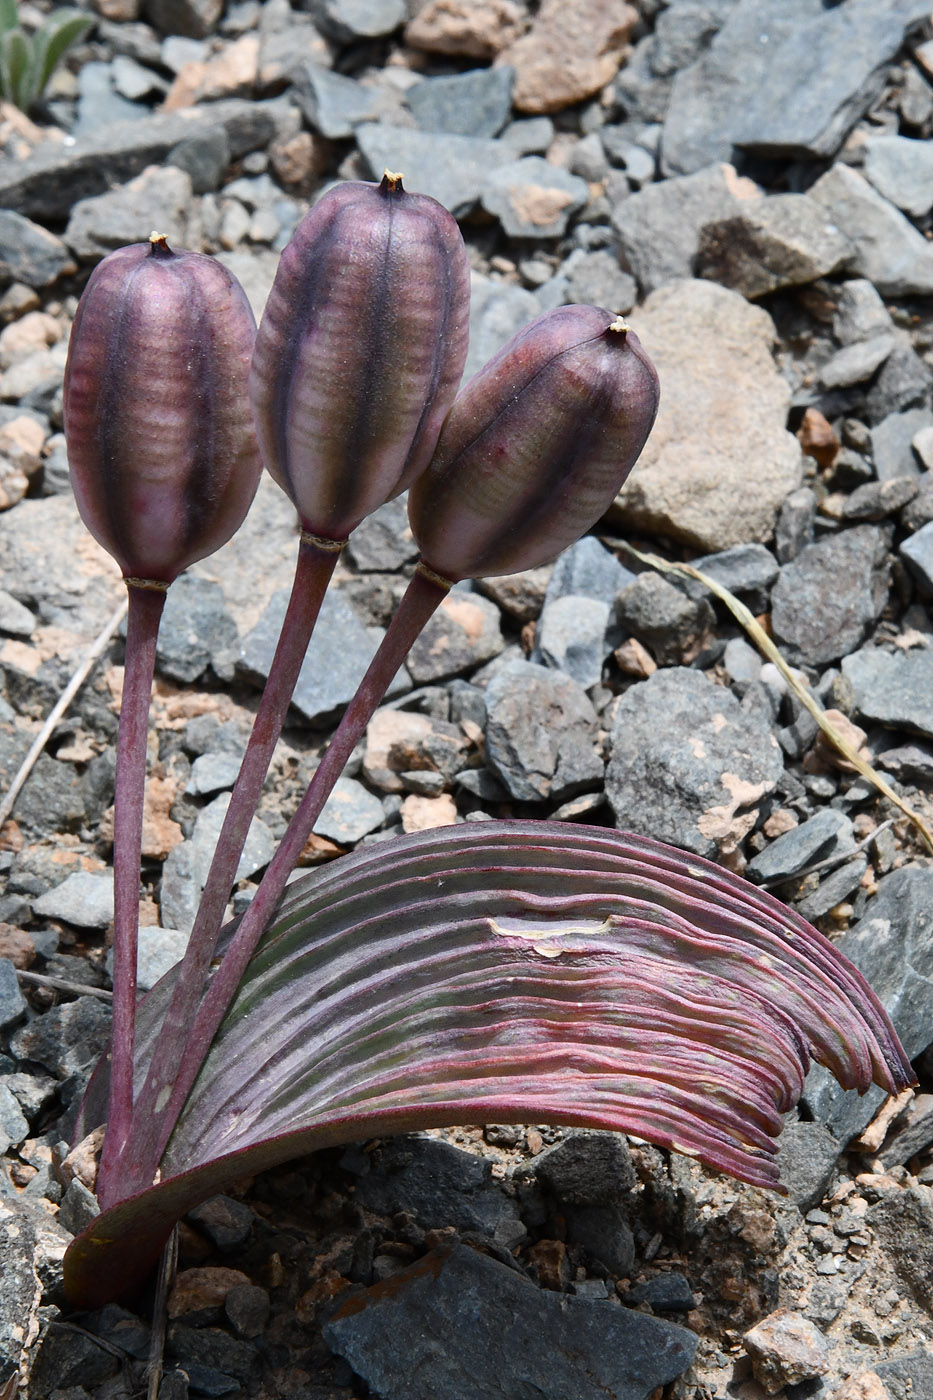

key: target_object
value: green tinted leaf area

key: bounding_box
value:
[65,821,912,1305]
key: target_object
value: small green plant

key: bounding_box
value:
[0,0,91,115]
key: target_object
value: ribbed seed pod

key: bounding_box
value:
[248,172,471,542]
[64,235,261,584]
[408,304,660,581]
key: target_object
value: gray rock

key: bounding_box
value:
[0,211,72,289]
[914,426,933,472]
[875,738,933,785]
[240,586,409,727]
[155,573,238,683]
[159,792,275,933]
[0,99,279,221]
[356,124,512,218]
[627,1273,696,1312]
[817,334,895,391]
[842,645,933,738]
[808,164,933,299]
[0,1082,32,1150]
[833,278,894,347]
[804,864,933,1141]
[564,1203,635,1277]
[477,568,551,625]
[346,496,418,573]
[292,62,378,139]
[745,809,854,885]
[546,536,634,608]
[770,526,889,667]
[57,1177,101,1236]
[613,280,803,551]
[350,1136,523,1243]
[534,595,611,688]
[774,1120,840,1212]
[73,61,153,139]
[876,1349,933,1400]
[145,0,222,36]
[324,1242,698,1400]
[407,65,514,137]
[167,124,232,193]
[843,475,918,523]
[795,856,868,922]
[484,661,602,803]
[482,157,588,239]
[864,341,933,425]
[65,164,200,260]
[0,959,26,1035]
[695,193,852,299]
[533,1130,636,1206]
[314,776,385,845]
[605,666,782,859]
[10,996,112,1080]
[901,473,933,532]
[615,572,714,666]
[0,586,35,636]
[872,407,933,481]
[723,636,761,690]
[0,1196,70,1390]
[463,271,540,382]
[32,871,114,929]
[569,131,610,183]
[406,589,503,684]
[661,0,930,173]
[775,486,817,564]
[868,1186,933,1314]
[563,248,637,315]
[498,116,555,157]
[682,542,779,612]
[900,520,933,593]
[863,133,933,220]
[611,161,744,295]
[309,0,405,42]
[186,751,242,796]
[134,926,188,991]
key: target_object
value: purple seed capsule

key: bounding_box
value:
[64,235,261,584]
[408,304,660,581]
[248,171,471,542]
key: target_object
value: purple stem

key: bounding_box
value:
[98,581,165,1196]
[114,564,450,1200]
[99,538,341,1209]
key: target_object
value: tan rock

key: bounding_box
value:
[400,793,458,832]
[0,457,28,510]
[168,1266,252,1319]
[0,922,36,968]
[797,406,839,467]
[0,311,61,370]
[833,1375,891,1400]
[0,415,46,477]
[743,1309,829,1394]
[163,33,259,109]
[364,708,463,793]
[91,0,141,18]
[405,0,527,59]
[269,130,329,189]
[499,0,636,114]
[613,279,803,551]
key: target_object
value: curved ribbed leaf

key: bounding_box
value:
[64,821,913,1306]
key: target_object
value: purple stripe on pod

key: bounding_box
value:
[249,172,471,541]
[64,235,261,583]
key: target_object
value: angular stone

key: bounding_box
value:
[745,808,854,885]
[292,61,378,139]
[774,1119,841,1212]
[310,0,406,42]
[404,0,527,60]
[661,0,930,174]
[615,572,714,666]
[0,958,27,1034]
[484,660,602,802]
[534,595,612,688]
[613,279,803,551]
[0,99,279,221]
[862,133,933,221]
[695,193,852,299]
[159,794,275,933]
[463,271,540,382]
[32,871,115,929]
[482,156,588,238]
[841,645,933,739]
[611,161,757,296]
[0,1197,71,1390]
[499,0,635,115]
[405,589,503,684]
[808,164,933,299]
[155,574,238,683]
[545,536,634,607]
[10,996,112,1080]
[843,476,919,523]
[349,1136,521,1241]
[324,1242,697,1400]
[563,248,637,316]
[533,1129,636,1206]
[64,164,200,259]
[872,407,933,481]
[606,666,782,859]
[145,0,222,36]
[900,520,933,593]
[407,65,514,137]
[833,278,894,347]
[818,335,896,391]
[743,1309,829,1394]
[770,526,889,667]
[356,123,513,218]
[0,211,73,289]
[314,776,385,846]
[240,586,409,727]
